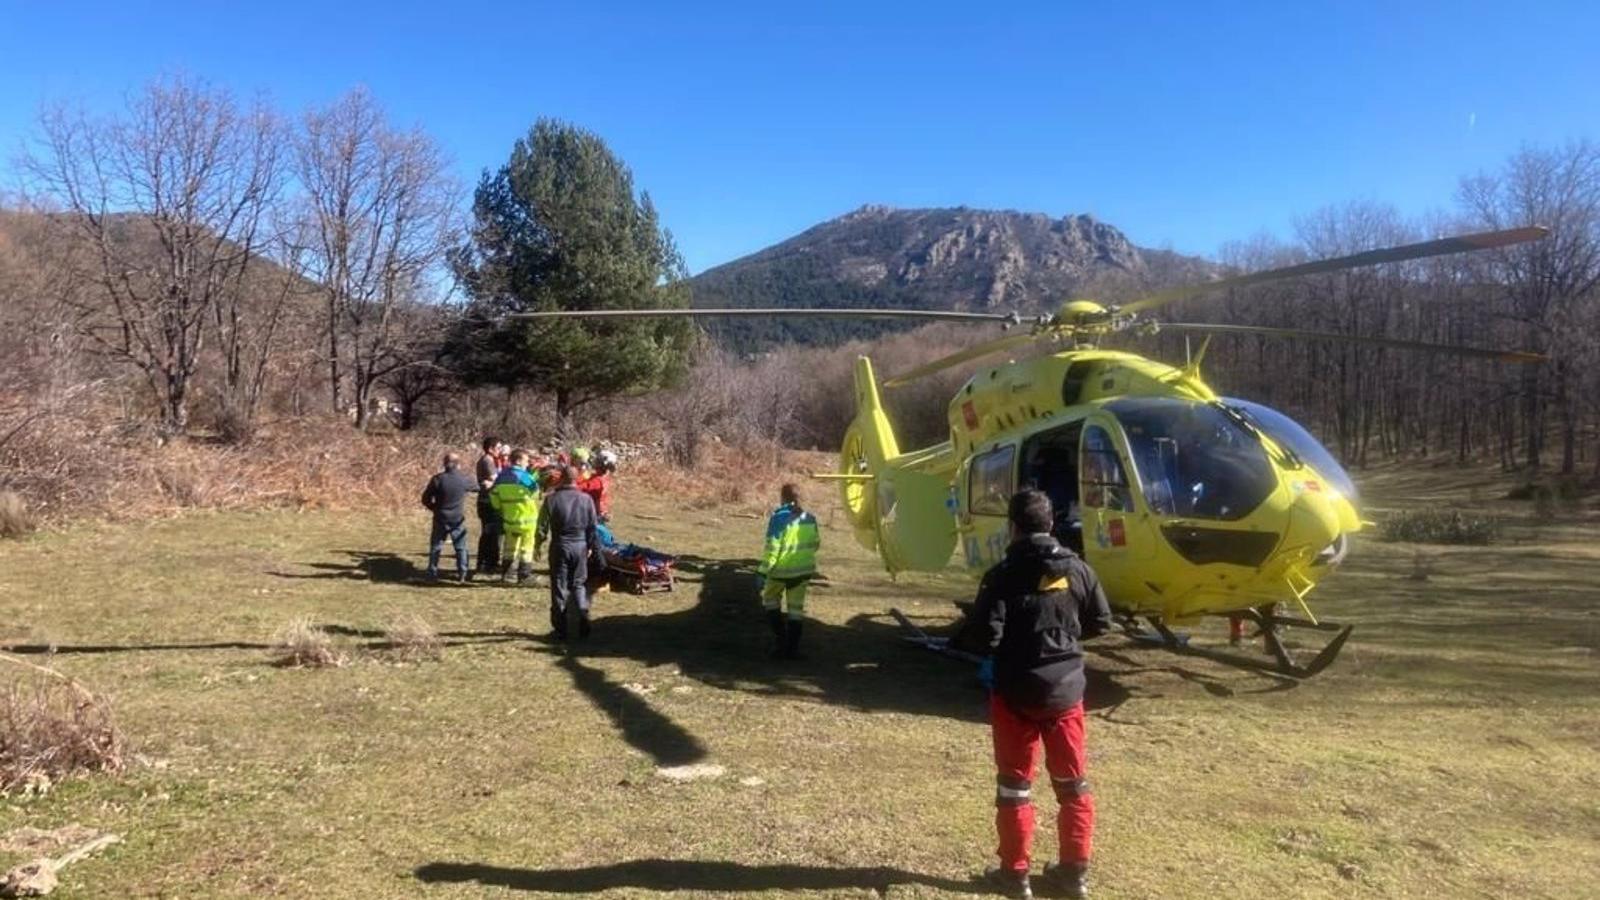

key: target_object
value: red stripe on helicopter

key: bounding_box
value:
[961,400,979,430]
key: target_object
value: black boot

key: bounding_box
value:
[517,562,532,584]
[577,612,592,641]
[500,561,514,584]
[1043,863,1088,899]
[783,618,804,660]
[984,867,1033,900]
[766,610,786,658]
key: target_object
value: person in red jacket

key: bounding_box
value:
[579,448,617,522]
[975,489,1113,900]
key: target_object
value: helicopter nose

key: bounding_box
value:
[1277,483,1346,568]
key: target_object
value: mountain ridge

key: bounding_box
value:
[688,204,1214,347]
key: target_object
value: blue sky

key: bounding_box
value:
[2,1,1596,273]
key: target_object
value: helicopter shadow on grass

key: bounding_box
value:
[532,553,1135,744]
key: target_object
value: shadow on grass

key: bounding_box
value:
[413,859,983,894]
[544,555,1134,724]
[270,550,427,584]
[555,654,709,766]
[2,625,532,657]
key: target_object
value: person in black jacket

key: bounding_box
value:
[535,466,601,640]
[975,489,1113,900]
[474,436,505,575]
[420,452,479,584]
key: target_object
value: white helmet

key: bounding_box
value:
[596,448,619,472]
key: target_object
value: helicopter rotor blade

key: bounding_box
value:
[1118,225,1551,316]
[1150,322,1546,363]
[882,331,1044,388]
[505,307,1019,322]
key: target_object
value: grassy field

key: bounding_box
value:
[2,464,1598,898]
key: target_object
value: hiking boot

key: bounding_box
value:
[500,563,514,584]
[1042,863,1088,899]
[782,619,805,660]
[766,610,787,658]
[577,614,592,641]
[984,866,1033,899]
[457,571,470,585]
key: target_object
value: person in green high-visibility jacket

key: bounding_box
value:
[759,483,820,659]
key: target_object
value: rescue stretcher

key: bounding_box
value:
[597,543,677,594]
[586,523,677,595]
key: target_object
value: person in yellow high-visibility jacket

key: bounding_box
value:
[488,449,541,583]
[758,483,820,659]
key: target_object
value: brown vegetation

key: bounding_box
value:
[0,655,125,796]
[381,615,442,664]
[269,618,346,669]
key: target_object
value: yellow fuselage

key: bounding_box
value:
[837,350,1362,623]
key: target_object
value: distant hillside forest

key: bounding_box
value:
[1,74,1598,536]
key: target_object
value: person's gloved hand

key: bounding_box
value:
[976,656,995,690]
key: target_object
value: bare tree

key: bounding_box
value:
[291,88,458,429]
[21,76,281,435]
[1459,141,1600,473]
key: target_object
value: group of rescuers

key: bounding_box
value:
[420,437,1113,900]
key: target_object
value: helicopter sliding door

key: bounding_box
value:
[1019,421,1084,554]
[1078,413,1153,606]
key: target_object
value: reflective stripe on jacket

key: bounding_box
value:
[760,503,820,580]
[489,467,540,532]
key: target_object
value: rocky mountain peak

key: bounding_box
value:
[690,205,1210,347]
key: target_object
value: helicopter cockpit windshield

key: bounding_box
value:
[1106,397,1276,520]
[1222,397,1358,504]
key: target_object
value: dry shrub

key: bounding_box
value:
[0,655,126,795]
[1378,509,1498,545]
[0,491,34,538]
[383,615,442,663]
[270,617,345,669]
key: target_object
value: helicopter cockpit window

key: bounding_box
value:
[968,445,1016,516]
[1222,397,1358,503]
[1108,397,1276,521]
[1081,426,1135,513]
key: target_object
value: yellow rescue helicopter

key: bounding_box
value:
[515,225,1549,677]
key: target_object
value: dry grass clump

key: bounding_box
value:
[1378,508,1498,545]
[270,617,346,669]
[382,615,442,663]
[0,491,34,539]
[0,655,126,795]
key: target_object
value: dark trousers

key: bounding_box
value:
[476,500,502,572]
[428,518,469,577]
[549,542,591,636]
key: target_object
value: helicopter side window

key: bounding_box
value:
[1081,426,1134,513]
[968,445,1016,516]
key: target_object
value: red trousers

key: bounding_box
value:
[990,694,1094,872]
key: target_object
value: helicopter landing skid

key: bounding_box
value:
[889,608,985,664]
[1120,607,1352,679]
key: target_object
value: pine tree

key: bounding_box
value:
[448,119,692,425]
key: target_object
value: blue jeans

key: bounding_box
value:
[428,519,469,577]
